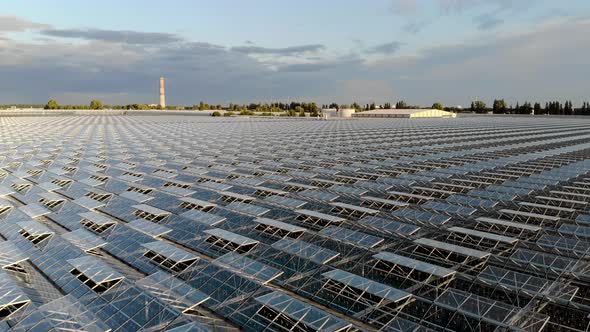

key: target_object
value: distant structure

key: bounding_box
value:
[159,77,166,109]
[321,108,356,118]
[353,109,456,118]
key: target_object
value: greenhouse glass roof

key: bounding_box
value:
[0,114,589,330]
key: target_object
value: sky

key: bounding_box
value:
[1,0,589,107]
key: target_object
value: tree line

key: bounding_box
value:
[38,100,186,111]
[42,99,105,110]
[224,102,322,117]
[470,99,590,115]
[320,101,444,111]
[4,98,590,116]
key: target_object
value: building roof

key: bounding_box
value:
[355,108,450,115]
[0,114,586,331]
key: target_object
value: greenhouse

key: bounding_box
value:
[0,114,589,331]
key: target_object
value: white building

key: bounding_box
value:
[321,108,356,118]
[353,109,456,119]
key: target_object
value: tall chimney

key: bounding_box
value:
[159,77,166,109]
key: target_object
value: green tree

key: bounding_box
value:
[89,100,103,110]
[383,102,392,109]
[521,102,533,114]
[395,100,407,109]
[532,102,540,115]
[308,103,319,116]
[432,102,443,110]
[295,106,305,117]
[44,99,59,110]
[492,99,507,114]
[471,100,487,113]
[564,100,573,115]
[127,103,149,110]
[256,104,270,113]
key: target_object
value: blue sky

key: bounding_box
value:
[1,0,589,106]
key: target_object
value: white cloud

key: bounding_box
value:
[390,0,539,16]
[0,14,589,107]
[366,41,404,54]
[0,15,50,32]
[363,16,590,104]
[41,28,182,44]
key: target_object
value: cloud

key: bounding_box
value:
[275,57,361,73]
[363,17,590,105]
[437,0,480,14]
[335,79,394,102]
[0,15,50,31]
[0,29,276,104]
[390,0,419,15]
[402,20,430,34]
[390,0,538,16]
[439,0,538,14]
[1,15,589,107]
[475,13,504,30]
[40,28,182,44]
[366,41,404,54]
[231,44,325,55]
[388,0,540,35]
[275,63,335,72]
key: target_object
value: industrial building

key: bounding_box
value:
[353,108,456,118]
[321,108,356,118]
[0,114,589,331]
